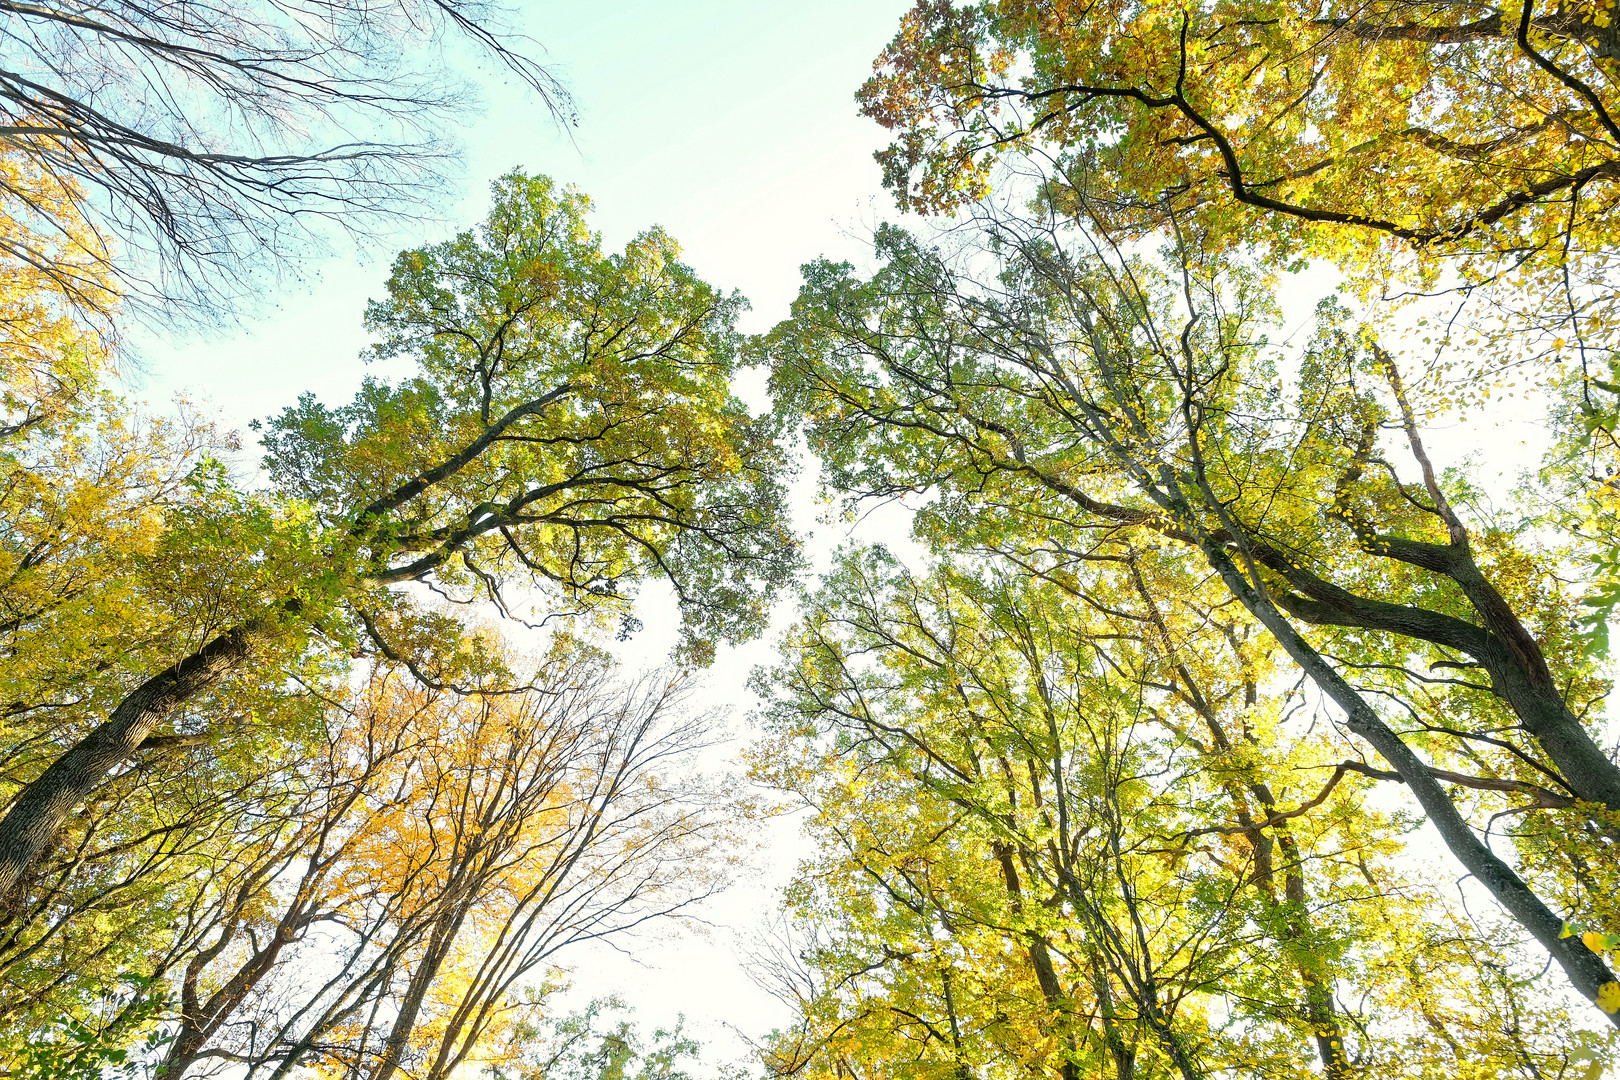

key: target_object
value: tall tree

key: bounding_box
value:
[859,0,1620,611]
[0,630,736,1077]
[0,170,795,917]
[146,641,731,1080]
[752,550,1606,1078]
[764,210,1620,1021]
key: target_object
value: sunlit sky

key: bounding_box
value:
[134,1,916,420]
[127,0,915,1066]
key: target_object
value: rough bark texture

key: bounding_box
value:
[0,618,268,905]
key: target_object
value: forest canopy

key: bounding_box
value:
[2,0,1620,1078]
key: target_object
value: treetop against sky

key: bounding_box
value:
[4,0,1620,1076]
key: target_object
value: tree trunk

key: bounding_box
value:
[370,898,471,1080]
[1198,539,1620,1027]
[1217,755,1356,1078]
[0,618,268,905]
[1277,836,1355,1080]
[994,843,1080,1080]
[1090,960,1136,1080]
[1262,552,1620,813]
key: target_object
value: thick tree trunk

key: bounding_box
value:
[0,618,267,905]
[1463,624,1620,811]
[1262,546,1620,813]
[1199,540,1620,1027]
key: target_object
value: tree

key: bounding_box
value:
[146,640,733,1080]
[0,150,115,437]
[764,209,1620,1022]
[488,996,709,1080]
[859,0,1620,574]
[754,555,1252,1080]
[0,170,795,921]
[861,0,1618,277]
[752,550,1607,1078]
[0,625,737,1077]
[0,0,572,319]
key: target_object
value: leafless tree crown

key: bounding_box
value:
[0,0,574,322]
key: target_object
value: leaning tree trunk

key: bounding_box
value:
[1195,537,1620,1026]
[0,617,270,905]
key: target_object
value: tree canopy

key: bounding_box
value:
[0,167,793,1076]
[862,0,1618,275]
[762,203,1620,1040]
[7,2,1620,1076]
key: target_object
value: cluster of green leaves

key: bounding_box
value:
[860,0,1619,353]
[491,995,713,1080]
[856,0,1620,671]
[753,551,1607,1078]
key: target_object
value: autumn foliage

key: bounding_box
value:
[5,2,1620,1077]
[0,168,781,1076]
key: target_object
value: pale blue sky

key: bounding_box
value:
[127,1,918,1063]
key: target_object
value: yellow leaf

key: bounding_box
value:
[1596,981,1620,1014]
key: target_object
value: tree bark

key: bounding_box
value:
[370,885,476,1080]
[993,843,1081,1080]
[1276,832,1355,1080]
[0,617,270,905]
[1196,538,1620,1026]
[1257,538,1620,813]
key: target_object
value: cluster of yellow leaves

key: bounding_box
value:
[866,0,1619,266]
[0,150,116,435]
[763,195,1620,1064]
[753,548,1587,1080]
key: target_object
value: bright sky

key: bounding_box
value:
[126,1,917,1069]
[132,0,916,420]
